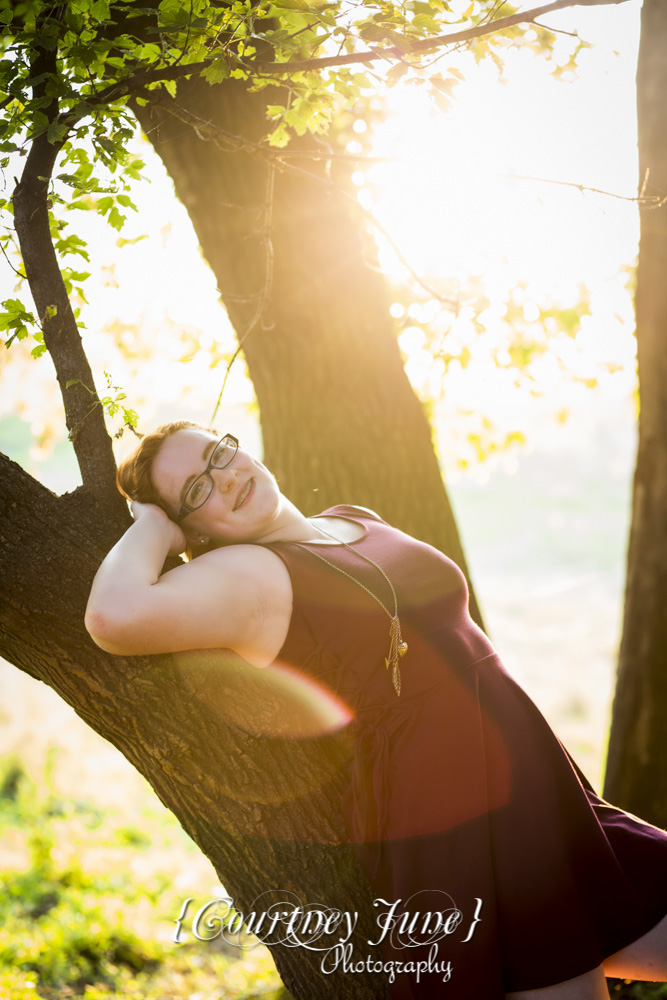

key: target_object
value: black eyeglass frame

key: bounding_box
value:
[175,433,239,523]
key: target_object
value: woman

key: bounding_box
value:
[86,420,667,999]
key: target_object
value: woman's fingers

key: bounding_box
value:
[130,500,161,519]
[129,502,187,556]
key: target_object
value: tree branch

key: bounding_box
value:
[66,0,629,114]
[509,172,667,207]
[245,0,630,74]
[11,13,124,503]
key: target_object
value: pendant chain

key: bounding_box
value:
[287,522,408,696]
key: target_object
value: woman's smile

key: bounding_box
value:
[233,477,254,511]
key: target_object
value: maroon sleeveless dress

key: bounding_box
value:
[264,505,667,997]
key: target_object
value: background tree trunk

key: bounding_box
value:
[603,0,667,824]
[132,79,484,628]
[0,454,389,999]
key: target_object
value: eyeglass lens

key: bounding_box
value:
[186,436,237,509]
[210,438,236,468]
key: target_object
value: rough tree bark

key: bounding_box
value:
[603,0,667,825]
[131,80,485,628]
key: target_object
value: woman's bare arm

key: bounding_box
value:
[85,503,290,658]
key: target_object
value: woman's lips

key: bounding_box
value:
[233,477,254,510]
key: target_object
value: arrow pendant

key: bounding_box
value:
[385,615,408,697]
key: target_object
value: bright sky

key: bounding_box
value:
[0,0,642,485]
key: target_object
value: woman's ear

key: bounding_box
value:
[184,530,209,546]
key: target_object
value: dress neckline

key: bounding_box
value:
[300,510,369,546]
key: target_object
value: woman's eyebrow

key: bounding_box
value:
[179,439,217,503]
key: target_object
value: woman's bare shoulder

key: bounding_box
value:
[188,542,287,580]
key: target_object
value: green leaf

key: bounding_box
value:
[271,0,311,11]
[267,121,290,147]
[317,9,336,26]
[91,0,111,19]
[158,0,189,24]
[412,13,441,33]
[107,206,126,230]
[116,234,149,247]
[430,73,458,96]
[63,269,91,285]
[55,233,90,260]
[47,122,69,145]
[359,23,389,43]
[284,107,308,135]
[430,88,452,113]
[202,56,229,85]
[0,297,39,348]
[386,62,409,85]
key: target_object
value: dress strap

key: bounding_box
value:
[314,504,386,524]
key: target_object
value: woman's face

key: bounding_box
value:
[150,428,283,545]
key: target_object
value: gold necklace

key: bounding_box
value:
[288,522,408,697]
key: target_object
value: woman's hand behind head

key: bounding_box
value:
[130,501,187,558]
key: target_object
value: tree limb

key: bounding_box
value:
[238,0,631,74]
[509,171,667,207]
[11,9,123,502]
[66,0,630,113]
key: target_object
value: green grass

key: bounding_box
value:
[608,982,667,999]
[0,757,290,1000]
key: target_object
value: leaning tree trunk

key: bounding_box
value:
[603,0,667,825]
[132,80,484,628]
[0,454,390,999]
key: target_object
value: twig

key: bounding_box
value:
[530,18,580,37]
[0,239,25,278]
[211,161,275,421]
[508,172,667,207]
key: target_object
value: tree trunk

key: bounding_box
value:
[0,455,389,998]
[132,80,484,628]
[603,0,667,824]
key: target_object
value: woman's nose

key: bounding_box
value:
[212,466,238,493]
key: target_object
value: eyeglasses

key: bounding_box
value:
[175,434,239,523]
